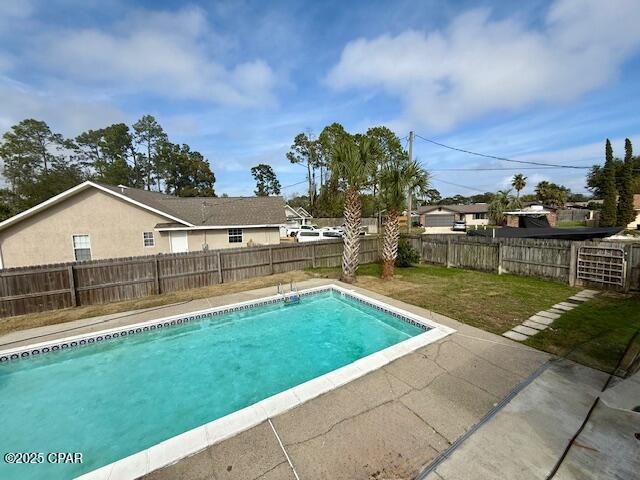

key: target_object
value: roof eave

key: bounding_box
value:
[155,224,283,231]
[0,181,195,233]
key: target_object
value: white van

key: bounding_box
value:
[296,230,343,242]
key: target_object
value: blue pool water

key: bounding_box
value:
[0,290,424,479]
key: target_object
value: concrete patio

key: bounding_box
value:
[1,279,633,480]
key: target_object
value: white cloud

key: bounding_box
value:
[0,81,125,136]
[35,6,277,107]
[327,0,640,131]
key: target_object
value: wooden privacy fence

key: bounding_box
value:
[0,237,381,318]
[410,234,640,290]
[1,234,637,319]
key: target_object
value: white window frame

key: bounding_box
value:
[228,228,243,243]
[72,234,92,262]
[143,231,155,247]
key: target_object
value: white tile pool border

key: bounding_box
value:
[0,284,455,479]
[0,284,448,363]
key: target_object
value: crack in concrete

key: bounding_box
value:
[416,343,501,400]
[448,338,528,377]
[282,398,397,448]
[249,460,289,480]
[396,399,451,447]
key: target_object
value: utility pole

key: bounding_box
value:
[407,131,414,233]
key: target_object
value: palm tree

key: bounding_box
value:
[488,189,512,225]
[511,174,527,199]
[331,137,374,283]
[379,159,429,280]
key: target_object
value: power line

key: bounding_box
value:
[429,166,574,172]
[413,134,592,169]
[430,177,490,193]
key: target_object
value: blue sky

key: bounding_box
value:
[1,0,640,198]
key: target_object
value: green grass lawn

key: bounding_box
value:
[308,262,578,334]
[524,294,640,374]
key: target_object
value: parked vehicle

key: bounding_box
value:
[296,230,343,242]
[452,220,467,232]
[320,226,345,236]
[285,224,317,237]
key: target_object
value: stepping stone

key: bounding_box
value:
[558,301,577,308]
[552,303,575,311]
[548,308,564,315]
[536,311,561,320]
[523,320,548,331]
[568,295,590,302]
[529,315,555,325]
[579,289,598,295]
[512,325,539,336]
[502,330,529,342]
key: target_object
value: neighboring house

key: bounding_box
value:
[628,194,640,230]
[504,205,558,227]
[419,204,489,231]
[0,181,285,269]
[282,205,313,236]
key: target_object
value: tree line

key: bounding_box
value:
[588,138,638,227]
[283,124,418,218]
[0,116,215,221]
[282,124,428,282]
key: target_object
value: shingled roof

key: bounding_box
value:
[418,203,489,214]
[96,183,286,227]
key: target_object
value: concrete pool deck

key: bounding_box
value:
[1,279,627,479]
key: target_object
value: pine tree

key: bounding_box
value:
[600,139,618,227]
[616,139,635,227]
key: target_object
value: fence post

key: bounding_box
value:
[67,265,77,307]
[153,257,161,294]
[216,251,224,284]
[420,235,424,261]
[269,247,274,274]
[624,244,633,292]
[568,241,578,286]
[311,244,317,268]
[497,240,503,275]
[446,236,452,268]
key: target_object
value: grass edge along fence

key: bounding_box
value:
[405,234,639,292]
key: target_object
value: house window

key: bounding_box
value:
[228,228,243,243]
[143,231,155,247]
[72,235,92,262]
[474,213,487,220]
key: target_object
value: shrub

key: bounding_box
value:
[395,239,420,267]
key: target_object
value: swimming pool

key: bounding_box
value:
[0,285,454,479]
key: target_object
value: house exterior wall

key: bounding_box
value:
[0,188,282,269]
[505,212,558,228]
[463,213,489,226]
[186,228,280,250]
[0,188,173,268]
[506,215,519,227]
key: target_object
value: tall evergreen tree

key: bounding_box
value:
[160,141,216,197]
[250,164,281,196]
[600,139,618,227]
[133,115,167,191]
[616,138,635,227]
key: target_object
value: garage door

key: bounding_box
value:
[424,214,455,227]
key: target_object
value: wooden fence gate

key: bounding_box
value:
[576,244,627,288]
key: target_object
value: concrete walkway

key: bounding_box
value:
[422,361,640,480]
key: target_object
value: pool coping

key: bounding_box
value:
[1,284,455,480]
